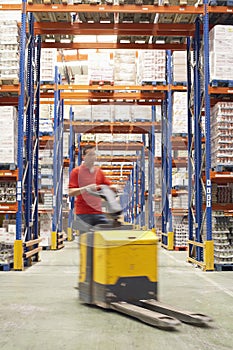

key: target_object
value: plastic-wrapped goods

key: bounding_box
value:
[212,212,233,264]
[39,214,52,247]
[155,133,161,158]
[114,50,136,86]
[92,105,112,122]
[211,102,233,167]
[72,105,92,122]
[0,20,19,80]
[137,50,166,85]
[40,104,54,120]
[40,48,57,82]
[172,92,187,134]
[112,105,132,122]
[173,51,187,84]
[88,53,113,84]
[209,25,233,82]
[63,132,69,158]
[74,74,89,86]
[0,107,18,164]
[131,105,152,122]
[39,119,53,136]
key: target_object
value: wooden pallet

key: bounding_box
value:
[174,246,187,251]
[0,163,17,171]
[141,81,167,86]
[0,78,19,86]
[210,80,233,88]
[0,262,13,271]
[215,263,233,271]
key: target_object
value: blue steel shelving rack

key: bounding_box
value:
[187,3,214,271]
[135,150,140,227]
[67,107,75,241]
[148,106,156,230]
[161,50,173,250]
[51,66,65,250]
[14,5,41,270]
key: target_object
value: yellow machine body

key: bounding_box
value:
[79,229,158,308]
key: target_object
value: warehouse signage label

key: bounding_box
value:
[17,181,22,201]
[206,179,211,208]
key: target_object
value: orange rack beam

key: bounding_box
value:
[26,4,204,15]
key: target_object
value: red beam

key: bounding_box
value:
[33,22,195,37]
[41,42,187,50]
[27,4,204,14]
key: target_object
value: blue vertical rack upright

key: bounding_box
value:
[187,37,194,250]
[187,4,214,271]
[161,50,173,250]
[148,106,155,229]
[67,107,75,241]
[140,134,146,228]
[135,150,140,226]
[14,4,41,270]
[51,67,64,250]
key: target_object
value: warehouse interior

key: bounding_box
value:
[0,1,233,348]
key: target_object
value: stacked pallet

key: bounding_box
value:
[137,50,166,85]
[209,25,233,83]
[114,50,136,86]
[88,53,113,84]
[211,102,233,167]
[0,106,18,165]
[0,19,19,83]
[40,48,57,83]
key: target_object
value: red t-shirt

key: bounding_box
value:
[68,163,111,214]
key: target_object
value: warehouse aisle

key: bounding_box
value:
[0,240,232,350]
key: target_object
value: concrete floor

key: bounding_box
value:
[0,240,232,350]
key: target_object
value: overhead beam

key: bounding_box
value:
[33,22,195,37]
[26,4,204,15]
[42,42,187,50]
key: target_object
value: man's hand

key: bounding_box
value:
[84,184,97,192]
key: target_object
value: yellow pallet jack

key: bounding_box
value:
[79,186,212,330]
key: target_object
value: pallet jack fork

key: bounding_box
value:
[79,186,213,331]
[110,300,212,330]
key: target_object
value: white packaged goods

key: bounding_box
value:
[96,134,113,143]
[155,134,161,157]
[41,178,53,187]
[113,105,132,122]
[63,168,69,195]
[0,107,18,164]
[173,51,187,83]
[63,132,69,158]
[74,74,89,85]
[172,92,187,134]
[73,105,92,121]
[92,105,112,122]
[0,20,19,79]
[137,50,166,84]
[40,104,54,119]
[211,102,233,167]
[40,49,57,82]
[88,53,113,83]
[131,106,151,122]
[210,53,233,81]
[39,215,52,247]
[209,25,233,81]
[114,50,136,85]
[39,119,53,136]
[40,168,53,176]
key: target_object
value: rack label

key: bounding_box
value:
[17,181,22,201]
[206,179,211,208]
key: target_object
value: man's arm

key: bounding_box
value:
[68,184,97,197]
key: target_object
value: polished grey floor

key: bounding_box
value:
[0,240,232,350]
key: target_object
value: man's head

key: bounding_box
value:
[82,145,96,168]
